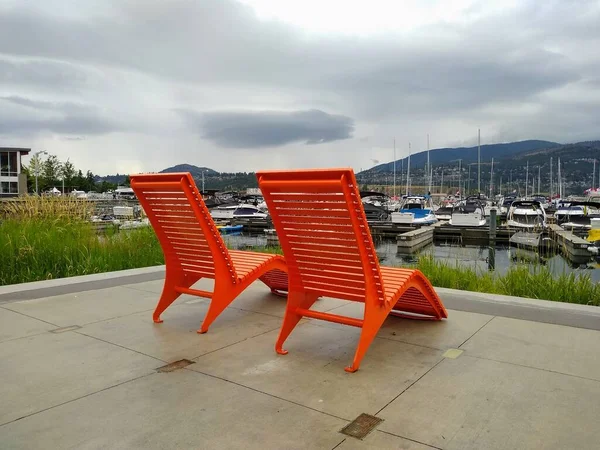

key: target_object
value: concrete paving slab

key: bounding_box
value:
[378,356,600,450]
[191,322,442,419]
[319,302,493,350]
[0,369,347,450]
[3,285,159,327]
[0,307,54,342]
[337,431,436,450]
[122,279,167,294]
[81,300,283,362]
[0,331,160,425]
[461,316,600,380]
[230,287,348,318]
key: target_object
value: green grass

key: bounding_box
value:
[0,218,164,285]
[407,255,599,306]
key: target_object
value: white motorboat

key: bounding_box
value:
[449,197,487,227]
[555,201,600,230]
[390,196,438,225]
[506,200,547,230]
[210,203,269,220]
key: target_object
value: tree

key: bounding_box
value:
[60,159,76,191]
[42,154,61,190]
[73,170,86,191]
[85,170,96,192]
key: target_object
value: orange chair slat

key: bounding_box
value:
[270,193,345,203]
[292,252,362,266]
[277,208,357,219]
[257,167,447,373]
[295,260,365,275]
[286,229,356,240]
[271,201,349,210]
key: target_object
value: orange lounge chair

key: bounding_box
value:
[130,172,288,333]
[257,168,448,372]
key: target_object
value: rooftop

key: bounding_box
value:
[1,266,599,449]
[0,147,31,154]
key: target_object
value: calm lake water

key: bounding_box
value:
[221,233,600,282]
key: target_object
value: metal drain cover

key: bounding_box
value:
[156,359,195,373]
[340,413,383,439]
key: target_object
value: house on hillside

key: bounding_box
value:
[0,147,30,197]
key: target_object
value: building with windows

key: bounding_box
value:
[0,147,30,197]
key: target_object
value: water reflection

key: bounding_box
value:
[222,233,600,282]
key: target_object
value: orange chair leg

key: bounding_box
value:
[345,310,388,373]
[153,271,200,323]
[197,286,237,334]
[275,292,318,355]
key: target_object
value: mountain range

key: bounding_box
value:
[362,140,562,174]
[94,139,599,193]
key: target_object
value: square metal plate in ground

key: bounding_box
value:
[340,413,383,439]
[156,359,195,373]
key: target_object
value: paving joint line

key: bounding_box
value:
[78,308,155,327]
[122,284,164,295]
[458,315,496,348]
[190,325,282,360]
[0,372,156,428]
[74,330,167,363]
[377,429,443,450]
[375,357,445,416]
[183,366,351,423]
[465,353,600,383]
[0,306,60,327]
[331,438,346,449]
[0,330,56,345]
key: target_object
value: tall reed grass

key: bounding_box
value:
[412,255,599,306]
[1,197,163,285]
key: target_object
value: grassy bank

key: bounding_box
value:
[1,197,164,285]
[0,218,164,285]
[415,255,599,306]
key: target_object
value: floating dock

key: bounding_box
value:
[396,225,436,254]
[547,224,595,264]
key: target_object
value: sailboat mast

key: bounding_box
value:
[537,166,541,194]
[427,134,430,191]
[477,128,481,193]
[593,159,597,190]
[393,138,396,197]
[406,142,411,195]
[525,160,529,198]
[558,158,562,198]
[458,159,462,198]
[489,157,494,198]
[550,157,553,199]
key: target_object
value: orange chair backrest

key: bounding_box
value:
[257,168,384,303]
[130,172,237,282]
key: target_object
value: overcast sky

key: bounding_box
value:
[1,0,599,175]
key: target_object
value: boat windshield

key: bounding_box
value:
[512,213,543,225]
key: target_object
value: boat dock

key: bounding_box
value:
[547,224,596,264]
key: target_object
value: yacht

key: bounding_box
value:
[449,197,487,227]
[555,201,600,230]
[390,196,438,225]
[506,200,547,230]
[210,203,269,220]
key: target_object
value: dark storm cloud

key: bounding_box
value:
[184,109,354,148]
[0,58,87,90]
[0,95,120,136]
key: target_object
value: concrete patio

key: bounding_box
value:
[1,266,599,449]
